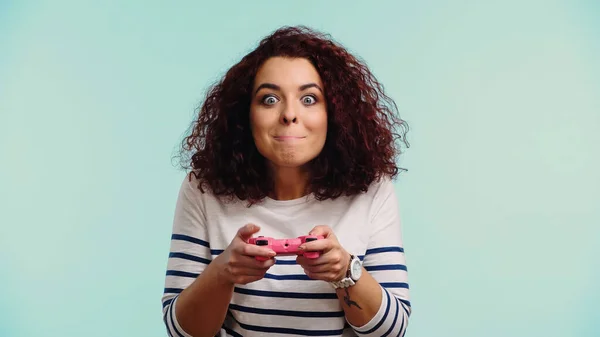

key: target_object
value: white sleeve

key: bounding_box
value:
[161,175,211,337]
[349,178,411,337]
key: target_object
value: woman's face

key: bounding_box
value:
[250,57,328,170]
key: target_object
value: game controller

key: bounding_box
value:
[248,235,325,261]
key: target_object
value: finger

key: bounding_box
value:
[308,225,333,237]
[299,237,335,252]
[229,260,275,279]
[236,223,261,241]
[233,252,276,267]
[240,242,277,258]
[252,257,276,270]
[238,267,270,277]
[298,251,343,268]
[296,254,328,267]
[302,253,346,274]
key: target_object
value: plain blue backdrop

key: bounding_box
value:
[1,1,599,336]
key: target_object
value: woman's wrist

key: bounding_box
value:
[208,255,236,288]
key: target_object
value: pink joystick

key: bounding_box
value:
[248,235,325,261]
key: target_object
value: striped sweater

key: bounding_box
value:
[162,174,411,336]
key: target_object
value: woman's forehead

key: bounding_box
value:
[254,57,323,89]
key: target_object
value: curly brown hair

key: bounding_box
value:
[177,25,410,205]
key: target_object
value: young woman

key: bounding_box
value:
[162,25,412,337]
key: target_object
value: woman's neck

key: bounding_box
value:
[269,166,310,201]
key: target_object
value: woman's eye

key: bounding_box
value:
[262,95,279,105]
[302,95,316,105]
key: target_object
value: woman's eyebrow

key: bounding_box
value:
[254,82,323,95]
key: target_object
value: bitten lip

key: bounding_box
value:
[273,136,306,139]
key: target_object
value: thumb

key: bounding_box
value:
[237,223,261,240]
[308,225,332,237]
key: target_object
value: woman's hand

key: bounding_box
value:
[297,225,351,282]
[214,223,276,285]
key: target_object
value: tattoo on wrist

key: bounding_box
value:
[343,287,362,310]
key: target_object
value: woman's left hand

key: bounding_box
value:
[297,225,350,282]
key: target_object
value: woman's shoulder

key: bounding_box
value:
[354,175,399,216]
[363,175,397,200]
[325,175,397,212]
[177,171,247,208]
[177,172,204,199]
[176,172,221,205]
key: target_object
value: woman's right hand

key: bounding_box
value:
[214,223,276,285]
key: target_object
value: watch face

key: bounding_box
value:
[350,258,362,279]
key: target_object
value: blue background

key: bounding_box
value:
[1,1,599,336]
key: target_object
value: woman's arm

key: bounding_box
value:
[335,257,410,337]
[298,177,411,336]
[162,177,276,336]
[334,264,384,326]
[345,177,411,336]
[173,223,276,337]
[169,260,235,337]
[299,230,408,336]
[162,176,220,337]
[162,175,237,337]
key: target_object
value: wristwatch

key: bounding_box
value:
[330,254,362,289]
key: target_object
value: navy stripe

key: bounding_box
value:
[381,282,409,289]
[274,259,297,265]
[366,246,404,255]
[394,297,407,335]
[395,304,406,337]
[169,296,184,337]
[171,234,210,248]
[382,290,400,337]
[164,288,183,294]
[365,264,407,272]
[223,326,243,337]
[162,297,174,309]
[171,253,297,263]
[358,289,391,335]
[400,301,412,319]
[397,298,411,308]
[166,270,199,278]
[169,252,211,264]
[163,303,173,337]
[228,314,344,336]
[229,303,344,318]
[234,287,337,299]
[168,269,313,280]
[263,273,313,281]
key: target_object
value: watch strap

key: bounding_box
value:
[330,277,356,289]
[330,254,359,289]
